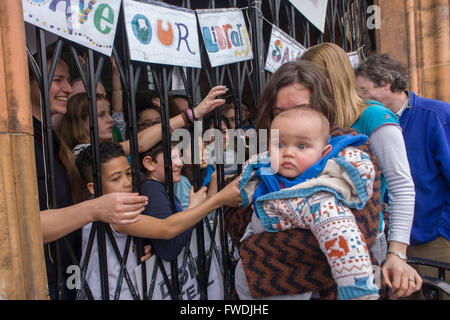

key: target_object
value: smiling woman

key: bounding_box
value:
[29,49,149,300]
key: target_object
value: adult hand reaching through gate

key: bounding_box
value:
[120,85,228,156]
[192,85,229,118]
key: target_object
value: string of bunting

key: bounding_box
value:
[22,0,363,72]
[242,2,364,73]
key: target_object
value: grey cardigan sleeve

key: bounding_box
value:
[369,124,415,245]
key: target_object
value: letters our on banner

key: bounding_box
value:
[122,0,201,68]
[288,0,329,33]
[265,25,307,73]
[22,0,121,56]
[196,8,253,68]
[134,222,224,300]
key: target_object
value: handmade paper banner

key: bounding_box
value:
[123,0,201,68]
[135,223,224,300]
[265,25,307,73]
[347,51,360,69]
[22,0,121,56]
[289,0,329,33]
[196,8,253,67]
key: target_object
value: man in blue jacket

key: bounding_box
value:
[355,54,450,299]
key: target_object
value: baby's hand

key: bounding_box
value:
[188,186,208,209]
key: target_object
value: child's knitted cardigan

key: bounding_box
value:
[224,126,382,299]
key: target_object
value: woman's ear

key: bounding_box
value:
[322,144,332,157]
[142,155,155,172]
[87,182,95,196]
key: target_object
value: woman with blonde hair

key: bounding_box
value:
[301,42,420,298]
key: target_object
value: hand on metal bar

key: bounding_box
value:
[193,85,229,119]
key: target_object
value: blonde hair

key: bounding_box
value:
[300,43,366,128]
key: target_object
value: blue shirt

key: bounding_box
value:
[141,179,193,261]
[399,92,450,245]
[173,175,192,210]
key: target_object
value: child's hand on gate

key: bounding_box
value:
[188,186,208,209]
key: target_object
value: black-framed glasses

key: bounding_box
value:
[138,119,161,128]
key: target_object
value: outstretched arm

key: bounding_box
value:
[119,85,228,155]
[41,192,148,244]
[369,125,421,298]
[113,176,241,239]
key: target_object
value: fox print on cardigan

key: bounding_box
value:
[224,126,382,299]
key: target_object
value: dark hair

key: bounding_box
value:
[76,141,126,184]
[136,92,161,116]
[139,141,178,174]
[168,94,189,117]
[202,114,231,135]
[254,60,336,130]
[355,54,409,93]
[136,101,161,120]
[58,92,109,150]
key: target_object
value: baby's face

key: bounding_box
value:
[269,115,330,178]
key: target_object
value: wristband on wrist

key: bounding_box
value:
[185,108,194,123]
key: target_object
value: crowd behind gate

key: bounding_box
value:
[30,40,449,300]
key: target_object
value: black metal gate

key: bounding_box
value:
[27,0,374,300]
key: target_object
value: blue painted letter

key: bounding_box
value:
[202,26,219,53]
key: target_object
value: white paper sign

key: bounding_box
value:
[196,8,253,67]
[289,0,329,33]
[134,223,224,300]
[265,25,307,73]
[22,0,121,56]
[347,51,360,69]
[123,0,201,68]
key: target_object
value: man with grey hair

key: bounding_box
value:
[356,54,450,299]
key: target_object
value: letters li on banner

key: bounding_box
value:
[265,25,307,73]
[22,0,121,56]
[123,0,201,68]
[134,223,224,300]
[288,0,329,34]
[196,8,253,68]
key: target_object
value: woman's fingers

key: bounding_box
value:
[120,193,148,204]
[114,208,145,225]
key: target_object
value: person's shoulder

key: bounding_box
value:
[362,101,397,119]
[410,92,450,124]
[141,179,170,204]
[352,101,399,136]
[141,179,166,192]
[179,175,192,186]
